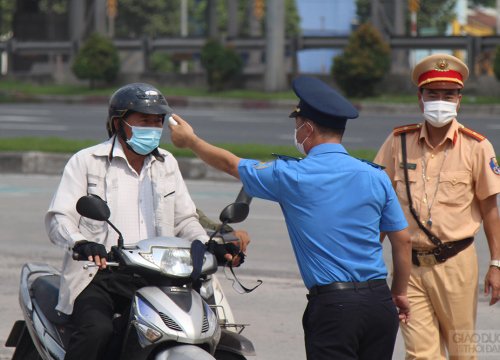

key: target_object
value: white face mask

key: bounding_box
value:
[422,100,457,128]
[294,122,309,155]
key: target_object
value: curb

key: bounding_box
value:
[11,94,298,111]
[0,151,237,181]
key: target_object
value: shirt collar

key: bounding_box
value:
[308,142,348,156]
[90,135,156,167]
[419,119,461,147]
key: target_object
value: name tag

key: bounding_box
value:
[399,162,416,170]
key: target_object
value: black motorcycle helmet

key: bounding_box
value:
[106,83,173,138]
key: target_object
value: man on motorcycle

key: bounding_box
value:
[45,83,249,360]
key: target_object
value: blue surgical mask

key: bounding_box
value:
[124,121,163,155]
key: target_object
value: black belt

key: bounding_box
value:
[309,279,386,296]
[412,237,473,267]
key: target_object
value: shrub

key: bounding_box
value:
[331,23,391,98]
[200,39,243,92]
[493,46,500,82]
[72,33,120,88]
[150,51,176,73]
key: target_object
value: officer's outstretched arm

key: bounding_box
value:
[169,114,241,179]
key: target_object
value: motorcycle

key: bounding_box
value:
[6,190,256,360]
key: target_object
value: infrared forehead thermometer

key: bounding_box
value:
[168,116,178,126]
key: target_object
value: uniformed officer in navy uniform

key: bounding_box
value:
[168,76,412,360]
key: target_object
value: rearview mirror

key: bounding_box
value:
[76,195,110,221]
[219,202,249,224]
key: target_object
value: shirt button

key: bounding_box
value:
[89,273,93,277]
[426,176,430,181]
[421,220,426,225]
[431,154,435,159]
[423,198,427,203]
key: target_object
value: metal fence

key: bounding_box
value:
[1,35,500,77]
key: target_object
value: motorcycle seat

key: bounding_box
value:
[31,274,71,325]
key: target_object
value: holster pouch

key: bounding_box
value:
[412,237,473,267]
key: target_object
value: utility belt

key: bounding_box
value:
[308,279,386,297]
[411,237,473,267]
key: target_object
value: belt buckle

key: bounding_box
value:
[417,253,438,266]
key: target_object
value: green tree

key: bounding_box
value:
[468,0,495,7]
[114,0,300,39]
[200,39,243,91]
[355,0,371,25]
[72,33,120,88]
[0,0,15,38]
[493,45,500,81]
[331,23,390,98]
[418,0,457,35]
[115,0,180,38]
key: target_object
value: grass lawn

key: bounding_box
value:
[0,137,378,161]
[1,80,499,104]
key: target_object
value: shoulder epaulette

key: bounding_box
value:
[459,126,486,142]
[357,158,385,170]
[271,153,302,161]
[393,123,422,136]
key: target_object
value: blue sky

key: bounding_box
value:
[295,0,356,73]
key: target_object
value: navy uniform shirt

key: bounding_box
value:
[238,143,408,289]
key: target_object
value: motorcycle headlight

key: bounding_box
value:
[160,248,192,277]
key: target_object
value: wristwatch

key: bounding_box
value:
[489,260,500,269]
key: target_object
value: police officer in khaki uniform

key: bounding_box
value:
[375,54,500,359]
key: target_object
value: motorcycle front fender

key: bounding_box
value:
[154,344,216,360]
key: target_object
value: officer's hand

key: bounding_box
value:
[392,294,410,324]
[231,229,250,266]
[73,240,108,270]
[168,114,197,149]
[233,230,250,253]
[484,267,500,305]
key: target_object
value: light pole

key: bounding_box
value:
[180,0,188,74]
[264,0,286,91]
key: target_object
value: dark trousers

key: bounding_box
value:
[303,282,399,360]
[64,271,147,360]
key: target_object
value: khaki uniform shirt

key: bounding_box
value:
[375,119,500,250]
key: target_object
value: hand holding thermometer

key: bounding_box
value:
[168,116,178,126]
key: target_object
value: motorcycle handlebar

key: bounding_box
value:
[82,262,120,270]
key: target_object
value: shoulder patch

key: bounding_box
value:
[253,161,274,170]
[459,126,486,142]
[490,157,500,175]
[357,158,385,170]
[393,123,422,136]
[271,153,302,161]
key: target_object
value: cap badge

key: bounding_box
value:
[434,59,449,72]
[295,107,300,113]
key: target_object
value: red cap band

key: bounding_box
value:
[418,69,463,87]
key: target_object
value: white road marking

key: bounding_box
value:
[0,124,67,131]
[0,115,53,122]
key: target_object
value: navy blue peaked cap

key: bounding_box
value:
[289,76,359,129]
